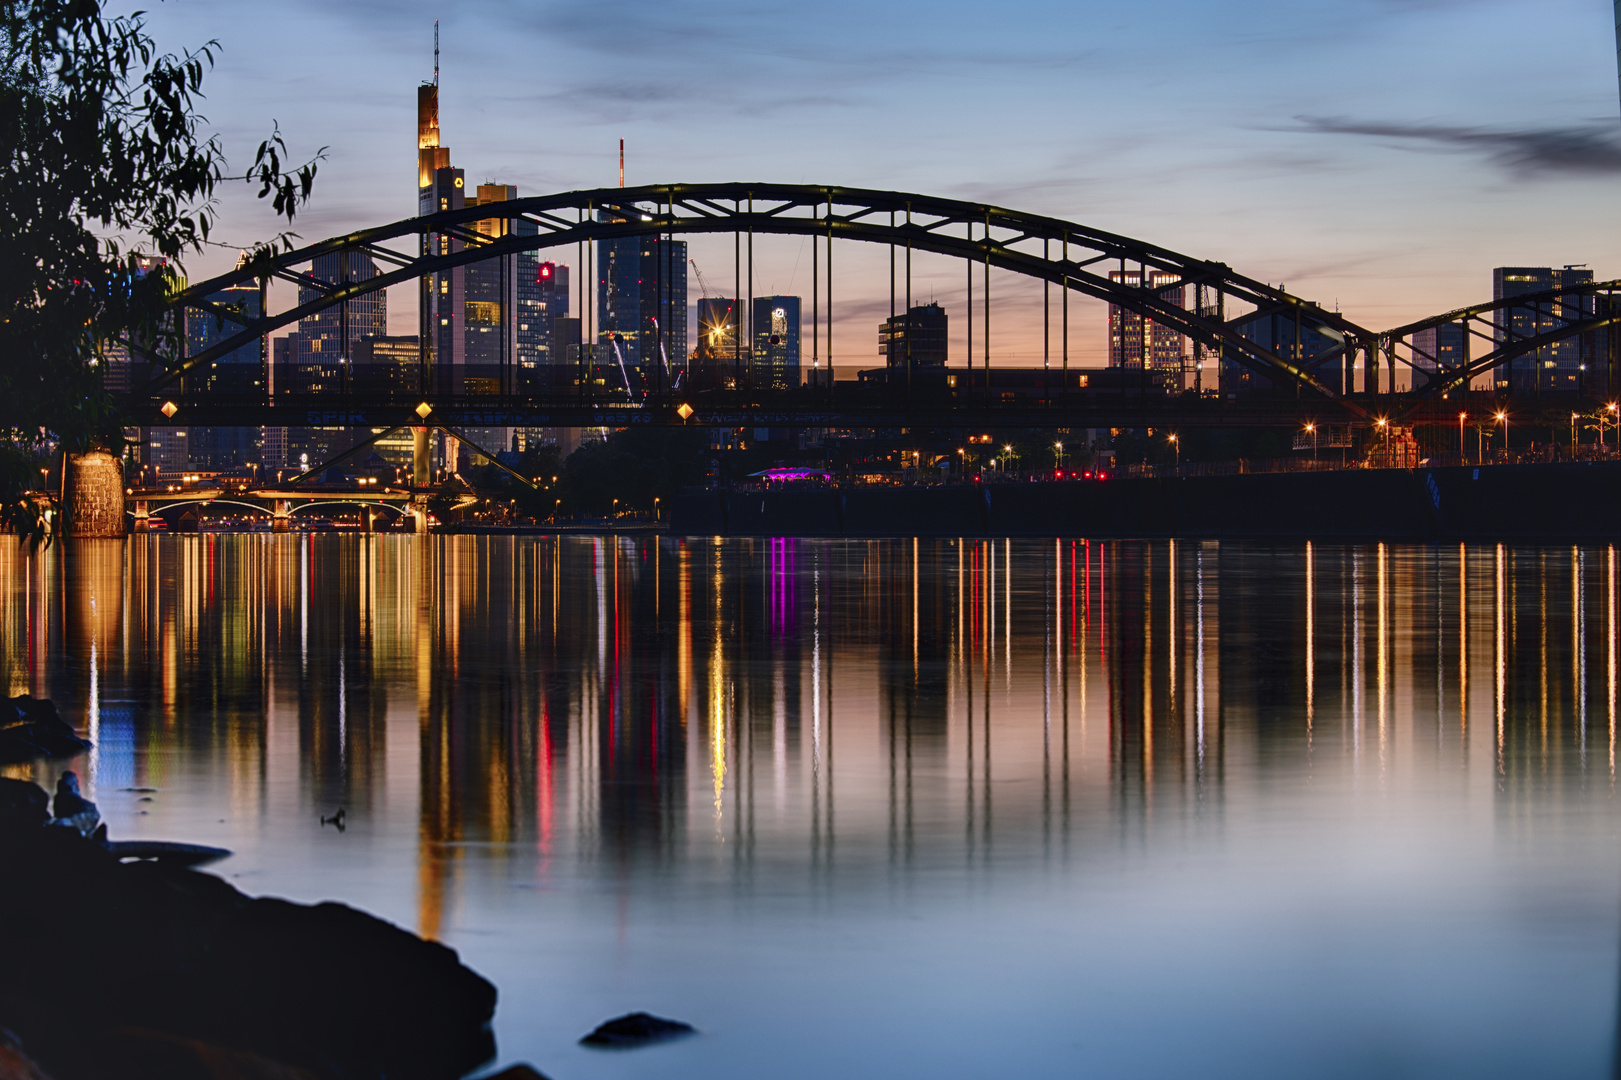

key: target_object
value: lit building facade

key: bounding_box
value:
[1107,270,1187,373]
[597,233,687,370]
[1229,311,1344,394]
[1411,322,1468,381]
[519,261,570,367]
[696,298,741,367]
[353,334,422,395]
[1493,266,1594,393]
[289,251,386,370]
[184,262,267,468]
[878,303,947,369]
[751,296,802,390]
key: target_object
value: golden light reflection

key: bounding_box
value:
[1610,545,1617,783]
[710,543,727,829]
[1377,542,1387,769]
[1496,542,1506,775]
[1459,542,1468,742]
[0,534,1611,903]
[1305,541,1314,742]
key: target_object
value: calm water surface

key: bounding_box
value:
[3,535,1619,1079]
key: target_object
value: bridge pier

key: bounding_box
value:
[65,451,126,538]
[131,501,149,534]
[413,427,430,487]
[271,500,291,534]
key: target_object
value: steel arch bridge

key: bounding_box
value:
[1380,279,1621,411]
[121,182,1388,430]
[119,182,1621,433]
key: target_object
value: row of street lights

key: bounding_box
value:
[1302,402,1621,469]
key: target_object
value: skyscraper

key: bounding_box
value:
[185,263,265,397]
[597,232,687,372]
[184,254,266,467]
[696,298,740,363]
[1492,266,1594,393]
[878,303,947,369]
[416,70,539,401]
[421,163,467,389]
[752,296,802,390]
[290,251,387,368]
[1107,270,1187,373]
[519,260,570,368]
[1411,322,1468,382]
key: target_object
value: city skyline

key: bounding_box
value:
[137,0,1621,371]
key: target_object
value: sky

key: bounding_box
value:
[141,0,1621,368]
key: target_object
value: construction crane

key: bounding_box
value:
[689,258,722,299]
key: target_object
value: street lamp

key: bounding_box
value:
[1304,422,1317,464]
[1375,417,1388,468]
[1054,441,1064,472]
[1571,412,1580,457]
[1458,411,1467,465]
[1495,410,1508,459]
[1167,432,1179,470]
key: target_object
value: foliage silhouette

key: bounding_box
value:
[0,0,322,540]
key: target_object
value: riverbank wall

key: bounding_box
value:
[668,461,1621,540]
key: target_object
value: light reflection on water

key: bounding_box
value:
[3,535,1620,1079]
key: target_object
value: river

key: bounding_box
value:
[2,535,1617,1078]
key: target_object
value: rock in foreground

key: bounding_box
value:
[0,779,496,1080]
[579,1012,697,1049]
[0,697,92,764]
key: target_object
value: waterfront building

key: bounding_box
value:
[1107,269,1187,375]
[260,426,287,471]
[878,302,947,369]
[1230,311,1344,394]
[1492,266,1594,393]
[146,428,188,476]
[752,296,802,390]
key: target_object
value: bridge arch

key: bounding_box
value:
[145,498,275,517]
[141,183,1377,408]
[1379,278,1621,410]
[284,500,407,516]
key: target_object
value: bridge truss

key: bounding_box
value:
[125,182,1383,430]
[123,182,1621,434]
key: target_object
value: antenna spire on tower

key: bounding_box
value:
[619,138,624,188]
[434,19,439,87]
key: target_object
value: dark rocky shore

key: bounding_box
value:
[0,698,529,1080]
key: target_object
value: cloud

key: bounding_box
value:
[1296,116,1621,175]
[530,80,855,122]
